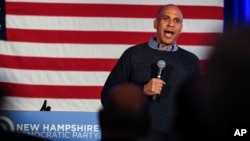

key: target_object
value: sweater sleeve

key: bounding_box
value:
[100,48,132,107]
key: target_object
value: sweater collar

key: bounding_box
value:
[148,36,178,51]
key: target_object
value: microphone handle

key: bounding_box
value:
[152,95,156,100]
[153,70,162,100]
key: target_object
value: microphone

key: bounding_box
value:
[153,60,166,100]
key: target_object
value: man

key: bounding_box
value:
[101,4,201,141]
[98,83,151,141]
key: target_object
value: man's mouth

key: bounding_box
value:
[164,30,174,38]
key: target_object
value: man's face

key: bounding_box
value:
[154,5,183,46]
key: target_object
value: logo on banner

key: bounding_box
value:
[0,116,15,131]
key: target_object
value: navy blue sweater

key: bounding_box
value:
[101,42,201,141]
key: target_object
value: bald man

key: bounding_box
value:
[101,4,201,141]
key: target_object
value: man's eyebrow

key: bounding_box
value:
[161,15,182,20]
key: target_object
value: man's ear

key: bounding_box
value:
[154,19,158,30]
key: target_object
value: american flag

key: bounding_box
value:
[0,0,223,111]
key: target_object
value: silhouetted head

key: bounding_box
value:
[99,83,151,140]
[206,26,250,130]
[176,26,250,140]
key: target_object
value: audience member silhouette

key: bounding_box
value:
[98,83,151,141]
[175,26,250,141]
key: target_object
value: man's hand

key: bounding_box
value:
[143,78,166,96]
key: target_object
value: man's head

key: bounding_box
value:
[154,4,183,47]
[98,83,151,140]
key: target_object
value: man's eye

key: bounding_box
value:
[175,19,181,23]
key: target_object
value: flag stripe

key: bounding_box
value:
[7,29,221,46]
[0,41,212,60]
[0,82,102,99]
[0,41,129,59]
[0,68,108,85]
[0,54,117,71]
[0,55,209,71]
[6,15,223,33]
[1,97,102,111]
[6,0,224,6]
[6,2,223,19]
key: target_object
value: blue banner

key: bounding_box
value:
[0,111,101,141]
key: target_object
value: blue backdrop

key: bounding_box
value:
[224,0,250,33]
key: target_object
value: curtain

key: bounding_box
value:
[224,0,250,33]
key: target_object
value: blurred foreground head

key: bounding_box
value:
[176,26,250,140]
[98,83,151,141]
[206,26,250,130]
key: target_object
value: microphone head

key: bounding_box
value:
[157,60,166,68]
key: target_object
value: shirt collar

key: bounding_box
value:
[148,36,178,51]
